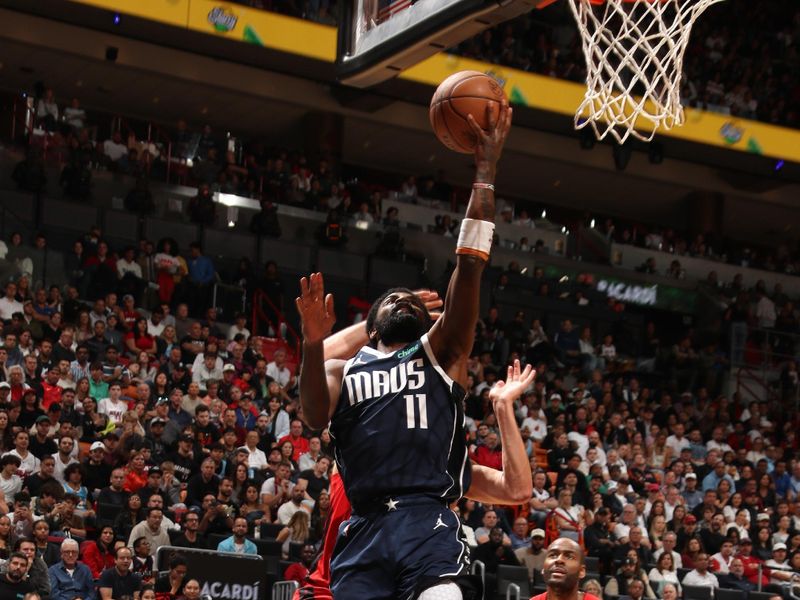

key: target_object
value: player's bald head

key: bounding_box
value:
[547,537,585,563]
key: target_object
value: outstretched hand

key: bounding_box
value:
[296,272,335,344]
[489,360,536,406]
[467,100,513,173]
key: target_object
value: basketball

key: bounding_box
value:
[429,70,507,154]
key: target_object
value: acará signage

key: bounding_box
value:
[597,279,657,306]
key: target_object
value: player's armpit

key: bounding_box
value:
[467,463,531,505]
[323,321,369,361]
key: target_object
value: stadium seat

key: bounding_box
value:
[682,584,713,600]
[584,556,600,573]
[716,589,746,600]
[288,541,305,561]
[253,539,282,558]
[495,565,531,599]
[747,592,776,600]
[260,523,285,539]
[677,568,691,581]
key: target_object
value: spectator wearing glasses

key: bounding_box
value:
[47,538,94,600]
[173,511,205,549]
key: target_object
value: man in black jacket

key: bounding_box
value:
[584,507,617,574]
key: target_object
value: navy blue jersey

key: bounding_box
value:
[330,333,471,505]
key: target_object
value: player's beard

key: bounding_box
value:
[375,311,425,346]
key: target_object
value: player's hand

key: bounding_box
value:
[489,360,535,407]
[467,100,512,173]
[412,289,443,320]
[296,272,335,344]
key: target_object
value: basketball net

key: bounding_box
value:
[567,0,725,143]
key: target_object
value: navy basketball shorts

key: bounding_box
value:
[330,494,470,600]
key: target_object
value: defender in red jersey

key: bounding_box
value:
[294,469,349,600]
[530,538,600,600]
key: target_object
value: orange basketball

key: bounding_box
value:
[429,71,507,154]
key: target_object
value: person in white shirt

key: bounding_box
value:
[666,423,691,456]
[653,532,683,569]
[709,540,735,574]
[276,480,314,524]
[0,282,23,321]
[764,544,794,586]
[755,290,776,329]
[192,354,224,391]
[266,349,294,390]
[520,409,547,443]
[681,553,719,590]
[146,308,165,337]
[51,436,79,483]
[242,431,267,471]
[98,382,128,426]
[103,131,128,163]
[117,247,143,280]
[706,427,733,455]
[227,313,251,341]
[3,430,40,478]
[0,454,23,502]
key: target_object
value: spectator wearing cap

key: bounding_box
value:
[604,557,656,599]
[231,390,257,430]
[682,473,703,510]
[764,543,793,586]
[167,435,198,485]
[29,415,57,460]
[515,527,546,582]
[82,440,113,494]
[149,397,181,448]
[734,537,770,588]
[0,381,11,405]
[192,353,223,392]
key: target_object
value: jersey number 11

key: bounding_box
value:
[405,394,428,429]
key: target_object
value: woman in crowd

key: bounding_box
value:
[309,489,331,543]
[239,481,266,527]
[279,440,298,473]
[123,450,149,493]
[32,521,60,566]
[724,492,745,523]
[668,505,687,533]
[75,310,93,343]
[178,579,201,600]
[263,396,290,441]
[150,371,171,400]
[277,511,311,560]
[648,551,681,596]
[82,525,116,579]
[0,411,13,454]
[131,350,158,384]
[79,397,106,442]
[231,464,250,504]
[649,514,668,552]
[113,493,142,541]
[754,526,773,560]
[62,464,91,516]
[681,537,704,570]
[0,515,16,559]
[126,318,158,359]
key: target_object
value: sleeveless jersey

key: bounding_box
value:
[330,333,471,505]
[531,592,601,600]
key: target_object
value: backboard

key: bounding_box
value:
[336,0,553,87]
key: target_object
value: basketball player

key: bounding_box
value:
[531,538,601,600]
[298,101,521,599]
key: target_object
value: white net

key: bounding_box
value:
[567,0,725,143]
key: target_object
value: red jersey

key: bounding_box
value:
[531,592,601,600]
[293,472,350,600]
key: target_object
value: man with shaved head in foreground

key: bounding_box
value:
[531,538,601,600]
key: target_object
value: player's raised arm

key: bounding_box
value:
[428,101,513,375]
[297,273,343,430]
[468,360,535,504]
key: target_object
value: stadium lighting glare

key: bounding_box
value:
[590,219,596,228]
[541,209,547,219]
[355,220,369,230]
[775,160,785,171]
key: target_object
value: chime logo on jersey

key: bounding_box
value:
[343,358,425,405]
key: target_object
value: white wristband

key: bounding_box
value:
[456,218,495,261]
